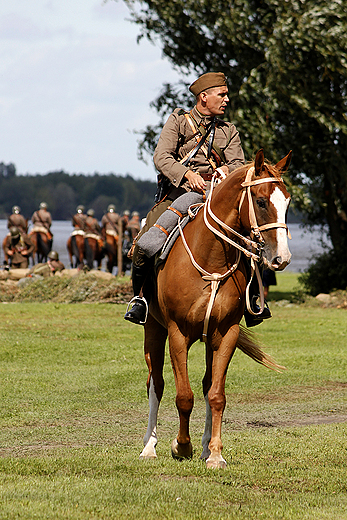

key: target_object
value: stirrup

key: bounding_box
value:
[124,296,148,325]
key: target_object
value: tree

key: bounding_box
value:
[122,0,347,292]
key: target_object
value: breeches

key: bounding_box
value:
[135,192,204,265]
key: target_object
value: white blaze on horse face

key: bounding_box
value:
[270,187,291,267]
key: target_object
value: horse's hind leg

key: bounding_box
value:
[140,314,167,459]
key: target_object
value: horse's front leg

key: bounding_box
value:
[203,324,239,469]
[168,324,194,460]
[140,314,167,459]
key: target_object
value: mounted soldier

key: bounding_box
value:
[101,204,119,238]
[127,211,141,241]
[67,205,86,269]
[3,226,34,268]
[84,209,104,270]
[29,202,53,263]
[101,204,119,273]
[124,72,271,327]
[31,202,53,242]
[7,206,28,234]
[72,205,87,231]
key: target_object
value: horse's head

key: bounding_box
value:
[239,149,292,271]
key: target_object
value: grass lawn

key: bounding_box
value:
[0,272,347,519]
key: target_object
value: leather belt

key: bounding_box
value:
[199,173,213,181]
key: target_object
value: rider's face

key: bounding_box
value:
[198,86,229,116]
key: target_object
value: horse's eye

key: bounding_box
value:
[256,199,267,209]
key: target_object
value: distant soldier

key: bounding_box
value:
[127,211,141,240]
[121,210,130,233]
[72,205,87,231]
[28,250,65,278]
[85,209,101,236]
[101,204,119,239]
[3,226,34,268]
[7,206,28,234]
[31,202,53,239]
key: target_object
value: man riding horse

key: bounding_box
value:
[8,206,28,234]
[124,72,271,327]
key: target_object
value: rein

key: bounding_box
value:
[178,165,290,342]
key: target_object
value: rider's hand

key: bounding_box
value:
[215,166,229,179]
[184,170,206,193]
[7,250,13,256]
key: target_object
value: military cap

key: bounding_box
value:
[87,209,95,217]
[48,250,59,260]
[189,72,227,97]
[123,210,130,216]
[107,204,116,212]
[132,211,139,217]
[10,226,20,239]
[12,205,20,214]
[76,205,85,213]
[40,202,48,209]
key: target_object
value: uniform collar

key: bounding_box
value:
[191,106,215,126]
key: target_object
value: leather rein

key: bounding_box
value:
[177,165,290,342]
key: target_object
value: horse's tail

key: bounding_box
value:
[84,238,94,269]
[37,232,51,257]
[71,236,79,261]
[237,325,285,372]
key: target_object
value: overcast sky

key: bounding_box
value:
[0,0,193,180]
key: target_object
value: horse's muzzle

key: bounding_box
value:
[271,255,291,271]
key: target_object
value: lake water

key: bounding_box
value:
[0,220,331,273]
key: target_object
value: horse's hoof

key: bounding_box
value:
[206,454,227,469]
[140,440,157,460]
[200,447,211,460]
[171,438,193,460]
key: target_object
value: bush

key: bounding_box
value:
[298,247,347,296]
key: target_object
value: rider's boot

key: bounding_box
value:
[243,261,272,327]
[124,247,150,325]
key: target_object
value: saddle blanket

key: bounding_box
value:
[71,230,85,237]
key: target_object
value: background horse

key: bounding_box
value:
[29,231,52,264]
[139,149,292,468]
[84,234,104,270]
[67,233,85,268]
[104,232,118,273]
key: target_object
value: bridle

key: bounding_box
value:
[178,165,291,342]
[204,166,290,265]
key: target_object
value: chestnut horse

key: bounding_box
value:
[29,231,52,264]
[67,232,85,268]
[104,232,118,273]
[139,149,292,468]
[84,234,104,270]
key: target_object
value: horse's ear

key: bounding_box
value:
[275,150,292,173]
[254,149,264,176]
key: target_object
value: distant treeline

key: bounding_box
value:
[0,162,301,223]
[0,162,157,220]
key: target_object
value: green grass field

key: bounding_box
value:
[1,272,347,519]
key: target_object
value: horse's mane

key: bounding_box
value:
[231,160,283,180]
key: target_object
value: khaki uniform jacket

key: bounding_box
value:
[72,213,87,230]
[153,106,245,199]
[85,216,101,236]
[4,234,34,265]
[101,212,119,233]
[7,214,27,234]
[31,209,52,230]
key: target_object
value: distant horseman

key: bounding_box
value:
[7,206,28,235]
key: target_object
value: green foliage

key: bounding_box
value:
[299,246,347,295]
[122,0,347,289]
[0,167,157,220]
